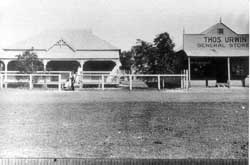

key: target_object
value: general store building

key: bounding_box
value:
[183,20,249,87]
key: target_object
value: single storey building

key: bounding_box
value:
[183,20,249,87]
[0,30,121,75]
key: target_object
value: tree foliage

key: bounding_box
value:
[119,50,134,73]
[132,39,156,74]
[120,32,187,74]
[16,50,43,73]
[153,32,176,74]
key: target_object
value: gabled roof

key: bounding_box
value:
[5,30,119,51]
[183,21,249,57]
[47,39,76,52]
[201,22,237,35]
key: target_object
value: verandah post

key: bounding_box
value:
[227,57,231,88]
[188,57,191,88]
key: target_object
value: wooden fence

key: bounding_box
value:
[78,70,189,90]
[0,74,61,91]
[0,70,189,91]
[0,71,71,81]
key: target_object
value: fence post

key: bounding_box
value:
[101,75,104,90]
[181,71,184,89]
[186,70,189,89]
[4,72,7,88]
[129,75,132,91]
[183,70,185,89]
[29,74,33,89]
[162,78,165,89]
[58,74,61,91]
[184,72,186,89]
[184,71,186,89]
[79,74,83,89]
[157,75,160,90]
[0,74,2,89]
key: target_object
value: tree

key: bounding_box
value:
[119,50,134,74]
[16,49,43,73]
[132,34,176,74]
[153,32,176,74]
[122,32,186,74]
[132,39,157,74]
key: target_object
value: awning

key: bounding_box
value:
[185,49,249,57]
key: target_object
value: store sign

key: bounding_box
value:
[197,36,249,48]
[184,34,249,50]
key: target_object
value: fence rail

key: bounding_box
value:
[0,71,71,82]
[0,74,61,91]
[0,70,189,91]
[77,70,189,90]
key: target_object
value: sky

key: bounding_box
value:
[0,0,248,51]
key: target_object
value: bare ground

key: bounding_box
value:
[0,88,248,158]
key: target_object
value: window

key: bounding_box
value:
[217,28,224,35]
[231,58,249,79]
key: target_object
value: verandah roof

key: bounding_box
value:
[185,49,249,57]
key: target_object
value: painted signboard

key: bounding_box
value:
[184,34,249,50]
[197,36,249,49]
[184,22,249,52]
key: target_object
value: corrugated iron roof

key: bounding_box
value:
[1,49,119,59]
[5,30,118,50]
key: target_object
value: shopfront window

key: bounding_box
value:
[231,57,249,79]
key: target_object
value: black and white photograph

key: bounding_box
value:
[0,0,248,164]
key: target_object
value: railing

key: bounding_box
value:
[0,71,71,82]
[76,70,189,90]
[0,70,189,91]
[128,73,188,91]
[0,73,61,91]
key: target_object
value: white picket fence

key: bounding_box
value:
[77,70,189,90]
[0,71,71,81]
[0,73,62,91]
[0,70,189,91]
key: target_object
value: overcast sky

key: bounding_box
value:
[0,0,248,51]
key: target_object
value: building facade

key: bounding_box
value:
[183,20,249,87]
[0,30,121,75]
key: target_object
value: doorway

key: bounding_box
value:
[215,58,228,83]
